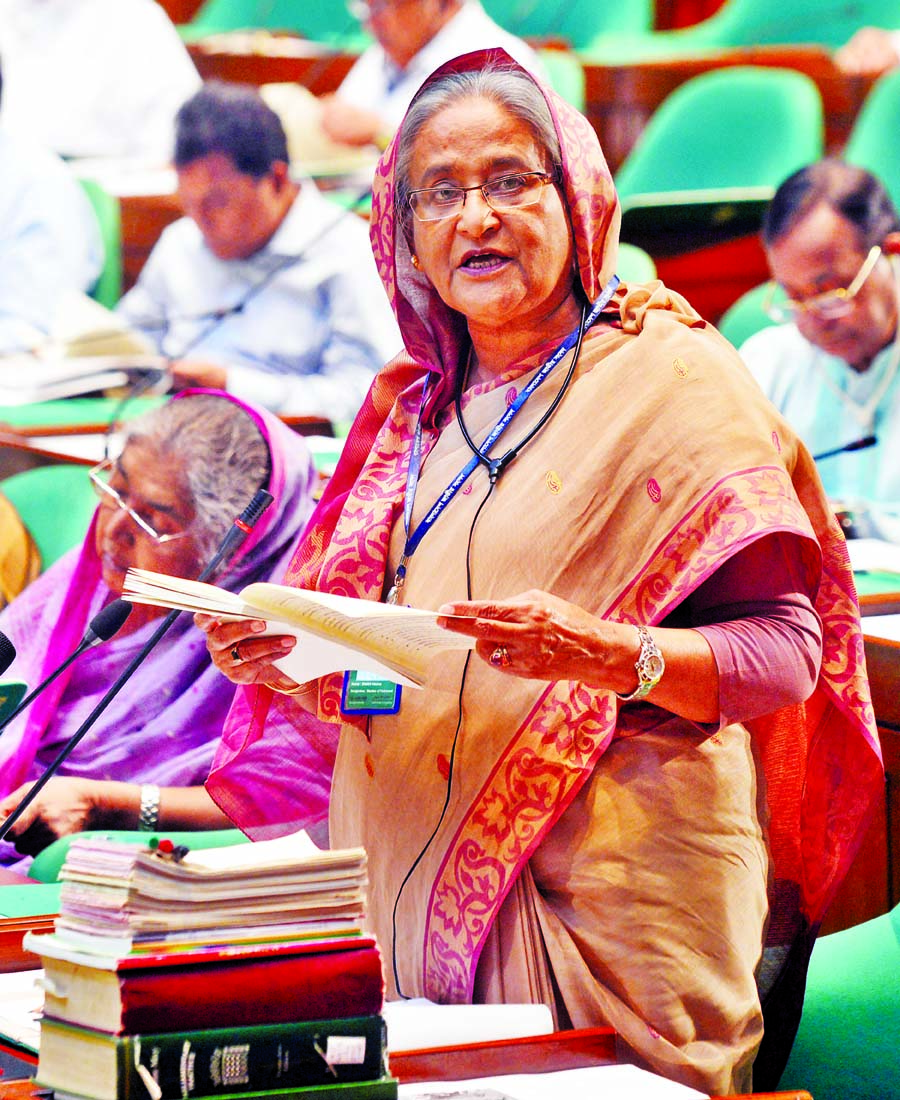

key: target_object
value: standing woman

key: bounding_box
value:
[201,53,882,1095]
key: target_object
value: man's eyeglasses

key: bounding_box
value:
[407,170,558,223]
[763,245,883,323]
[89,459,189,545]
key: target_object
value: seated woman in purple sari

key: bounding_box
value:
[0,391,334,865]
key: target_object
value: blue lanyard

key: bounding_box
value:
[386,278,619,604]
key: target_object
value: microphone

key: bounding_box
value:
[813,434,877,462]
[0,633,16,677]
[0,490,273,844]
[0,599,132,738]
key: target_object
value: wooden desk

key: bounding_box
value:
[584,45,877,174]
[119,191,183,294]
[187,40,357,93]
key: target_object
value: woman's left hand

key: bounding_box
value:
[437,589,635,690]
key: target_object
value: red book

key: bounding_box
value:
[24,932,384,1035]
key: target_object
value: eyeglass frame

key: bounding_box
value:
[406,169,559,223]
[763,244,884,323]
[88,458,191,545]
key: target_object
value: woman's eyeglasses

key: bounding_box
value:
[407,171,558,223]
[89,459,189,545]
[763,245,883,323]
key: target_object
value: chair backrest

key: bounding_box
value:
[483,0,651,49]
[584,0,900,59]
[614,66,824,201]
[617,241,657,284]
[28,828,250,883]
[78,178,123,309]
[718,281,777,348]
[185,0,368,48]
[0,464,97,571]
[844,66,900,214]
[537,48,585,111]
[778,903,900,1100]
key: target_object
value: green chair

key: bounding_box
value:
[78,178,123,310]
[27,828,250,884]
[617,241,657,284]
[0,464,98,571]
[615,67,824,202]
[538,48,585,111]
[777,903,900,1100]
[483,0,651,50]
[582,0,900,62]
[182,0,370,50]
[717,280,778,348]
[844,66,900,214]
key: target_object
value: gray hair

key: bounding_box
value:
[122,395,270,561]
[394,63,562,239]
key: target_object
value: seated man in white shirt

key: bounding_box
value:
[739,159,900,540]
[0,62,102,354]
[116,82,401,422]
[321,0,545,148]
[0,0,201,163]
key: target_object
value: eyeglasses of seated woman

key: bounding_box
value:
[407,170,559,222]
[89,458,190,545]
[763,243,883,323]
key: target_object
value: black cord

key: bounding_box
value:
[390,475,497,998]
[454,301,588,484]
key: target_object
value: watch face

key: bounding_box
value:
[643,654,665,680]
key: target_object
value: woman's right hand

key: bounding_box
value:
[194,614,301,692]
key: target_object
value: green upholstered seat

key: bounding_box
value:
[78,178,123,310]
[615,66,824,202]
[182,0,370,50]
[581,0,900,62]
[0,464,98,571]
[617,242,657,284]
[27,828,249,884]
[537,48,585,111]
[778,903,900,1100]
[718,281,778,349]
[482,0,651,50]
[844,66,900,213]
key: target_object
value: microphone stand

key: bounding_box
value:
[0,489,273,844]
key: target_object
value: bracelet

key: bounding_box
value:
[138,783,160,832]
[615,624,665,702]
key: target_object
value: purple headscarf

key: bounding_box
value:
[0,391,332,863]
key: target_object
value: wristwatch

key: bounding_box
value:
[616,625,665,702]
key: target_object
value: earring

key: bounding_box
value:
[411,254,421,270]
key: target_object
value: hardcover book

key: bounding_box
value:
[36,1014,388,1100]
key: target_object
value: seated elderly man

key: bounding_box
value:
[739,159,900,540]
[0,0,200,162]
[116,82,401,422]
[0,61,102,353]
[321,0,545,149]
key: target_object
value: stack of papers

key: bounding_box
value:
[51,829,367,957]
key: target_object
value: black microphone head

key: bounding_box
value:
[87,599,133,643]
[240,489,274,528]
[0,632,16,676]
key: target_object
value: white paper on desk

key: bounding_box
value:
[0,968,43,1054]
[859,613,900,642]
[847,537,900,575]
[384,999,554,1052]
[397,1065,708,1100]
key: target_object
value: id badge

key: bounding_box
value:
[341,670,402,715]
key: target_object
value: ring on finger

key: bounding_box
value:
[231,645,242,664]
[489,645,511,669]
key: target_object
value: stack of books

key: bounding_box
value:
[22,829,397,1100]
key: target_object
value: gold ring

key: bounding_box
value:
[231,646,242,663]
[490,645,511,668]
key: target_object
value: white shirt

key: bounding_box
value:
[0,130,102,353]
[740,321,900,535]
[337,0,547,132]
[116,181,402,422]
[0,0,201,161]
